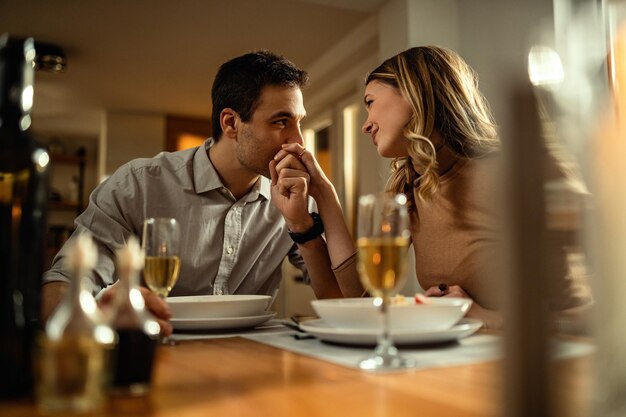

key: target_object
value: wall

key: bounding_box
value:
[99,112,166,179]
[458,0,554,137]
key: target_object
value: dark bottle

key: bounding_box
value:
[0,35,50,399]
[110,238,160,395]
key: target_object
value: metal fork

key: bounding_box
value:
[278,316,315,340]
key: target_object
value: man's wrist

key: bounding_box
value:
[288,212,324,244]
[286,216,314,233]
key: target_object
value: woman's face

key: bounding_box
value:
[362,80,413,158]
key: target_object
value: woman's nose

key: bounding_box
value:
[362,120,372,134]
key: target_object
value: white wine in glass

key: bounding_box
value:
[357,193,412,371]
[357,236,409,296]
[142,218,181,299]
[144,256,180,298]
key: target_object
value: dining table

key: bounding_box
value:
[0,325,593,417]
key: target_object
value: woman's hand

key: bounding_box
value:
[423,284,503,329]
[424,283,469,298]
[273,143,333,201]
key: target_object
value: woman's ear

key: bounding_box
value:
[220,108,238,139]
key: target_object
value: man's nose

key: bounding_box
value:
[287,126,304,145]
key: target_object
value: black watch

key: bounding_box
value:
[288,212,324,244]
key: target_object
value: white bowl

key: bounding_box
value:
[166,295,271,319]
[311,297,472,331]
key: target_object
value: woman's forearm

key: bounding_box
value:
[311,182,363,297]
[312,182,357,268]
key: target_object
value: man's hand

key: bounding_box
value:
[273,143,332,201]
[98,285,173,336]
[269,147,312,232]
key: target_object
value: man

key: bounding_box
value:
[42,51,342,335]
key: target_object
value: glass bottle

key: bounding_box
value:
[0,34,50,399]
[36,233,116,413]
[110,237,160,395]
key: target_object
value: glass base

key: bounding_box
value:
[359,354,415,371]
[359,344,415,371]
[159,335,176,346]
[110,382,151,396]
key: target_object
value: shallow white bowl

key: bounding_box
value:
[166,295,271,319]
[311,297,472,331]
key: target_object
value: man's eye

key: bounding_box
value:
[274,120,288,126]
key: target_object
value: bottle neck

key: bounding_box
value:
[0,36,35,132]
[118,268,141,292]
[68,269,86,302]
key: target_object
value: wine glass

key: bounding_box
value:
[142,218,181,343]
[356,193,413,371]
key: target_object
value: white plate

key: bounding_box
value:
[299,318,483,346]
[312,297,472,331]
[171,312,275,331]
[167,295,271,319]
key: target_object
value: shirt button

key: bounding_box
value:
[227,247,234,254]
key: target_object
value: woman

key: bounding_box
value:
[270,46,590,329]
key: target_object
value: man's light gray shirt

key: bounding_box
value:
[43,139,307,299]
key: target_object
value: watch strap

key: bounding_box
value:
[288,212,324,244]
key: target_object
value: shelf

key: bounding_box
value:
[50,154,86,165]
[48,201,82,211]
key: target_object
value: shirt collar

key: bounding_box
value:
[193,138,271,201]
[254,175,272,201]
[192,138,224,194]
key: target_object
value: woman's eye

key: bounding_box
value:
[365,100,373,108]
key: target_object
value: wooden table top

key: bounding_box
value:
[1,335,592,417]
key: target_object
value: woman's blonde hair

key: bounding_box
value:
[365,46,500,204]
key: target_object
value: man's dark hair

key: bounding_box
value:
[211,50,308,140]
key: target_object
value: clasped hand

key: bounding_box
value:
[269,144,322,232]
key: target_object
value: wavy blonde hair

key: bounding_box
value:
[366,46,500,204]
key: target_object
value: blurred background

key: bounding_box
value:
[0,0,564,317]
[4,0,626,415]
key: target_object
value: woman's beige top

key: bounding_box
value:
[334,151,592,312]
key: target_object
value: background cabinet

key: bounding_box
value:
[48,149,86,214]
[38,135,98,268]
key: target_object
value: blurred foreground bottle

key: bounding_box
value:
[110,237,160,395]
[0,34,50,399]
[36,233,116,413]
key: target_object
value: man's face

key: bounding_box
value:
[236,85,306,178]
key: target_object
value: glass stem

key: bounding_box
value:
[375,294,396,357]
[158,295,175,346]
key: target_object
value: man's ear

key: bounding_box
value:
[220,108,239,139]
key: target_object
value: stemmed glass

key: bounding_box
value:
[356,193,413,371]
[142,218,181,343]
